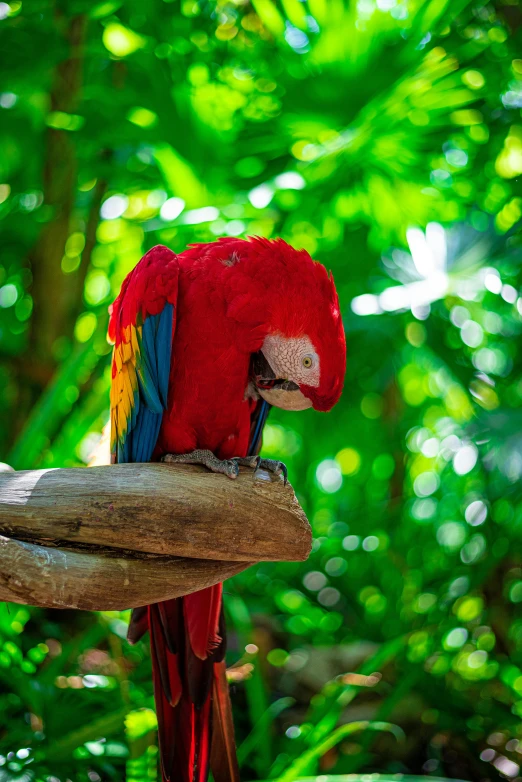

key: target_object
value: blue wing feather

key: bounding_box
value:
[142,315,159,386]
[131,406,163,463]
[119,307,174,465]
[156,304,173,406]
[248,399,271,456]
[138,316,164,414]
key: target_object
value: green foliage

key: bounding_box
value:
[1,0,521,780]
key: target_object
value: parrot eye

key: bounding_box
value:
[302,355,313,369]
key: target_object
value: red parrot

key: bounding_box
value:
[108,237,346,782]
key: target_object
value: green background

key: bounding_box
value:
[1,0,521,779]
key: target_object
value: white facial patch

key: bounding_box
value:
[261,334,320,388]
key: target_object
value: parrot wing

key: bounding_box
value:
[108,245,178,465]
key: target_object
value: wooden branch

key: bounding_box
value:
[0,463,311,561]
[0,536,250,612]
[0,463,311,611]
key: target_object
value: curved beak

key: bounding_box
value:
[251,351,312,411]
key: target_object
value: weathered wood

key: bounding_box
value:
[0,535,250,611]
[0,462,311,611]
[0,463,311,562]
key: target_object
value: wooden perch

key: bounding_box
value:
[0,463,311,611]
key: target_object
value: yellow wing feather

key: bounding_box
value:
[110,323,142,458]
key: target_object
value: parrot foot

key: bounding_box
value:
[256,458,288,485]
[161,450,259,480]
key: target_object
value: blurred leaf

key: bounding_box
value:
[275,721,405,782]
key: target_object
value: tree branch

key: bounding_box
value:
[0,463,311,611]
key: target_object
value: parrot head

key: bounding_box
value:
[247,239,346,413]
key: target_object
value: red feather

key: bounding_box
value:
[150,598,215,782]
[210,661,240,782]
[185,583,223,660]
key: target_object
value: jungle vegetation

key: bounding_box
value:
[0,0,522,780]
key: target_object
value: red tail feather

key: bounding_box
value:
[210,661,240,782]
[185,583,223,659]
[148,586,234,782]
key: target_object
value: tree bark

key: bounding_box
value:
[0,463,311,611]
[0,536,250,612]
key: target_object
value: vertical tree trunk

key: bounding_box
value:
[28,12,87,375]
[8,12,97,453]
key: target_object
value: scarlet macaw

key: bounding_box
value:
[109,237,346,782]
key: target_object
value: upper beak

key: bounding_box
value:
[251,351,276,390]
[251,351,299,392]
[251,351,311,411]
